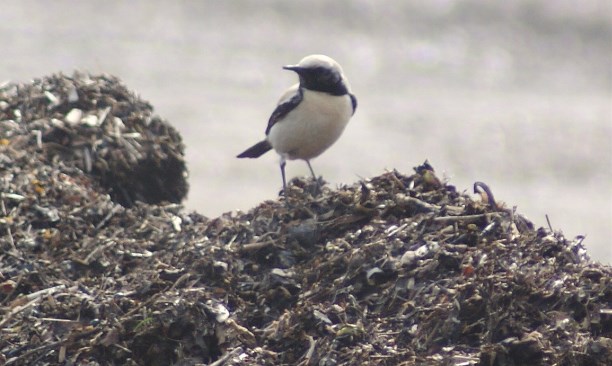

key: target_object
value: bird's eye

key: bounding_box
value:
[314,68,338,85]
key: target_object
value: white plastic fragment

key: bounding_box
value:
[171,215,182,232]
[400,251,417,266]
[98,106,111,125]
[65,108,83,125]
[50,118,65,128]
[206,300,230,323]
[81,114,99,126]
[44,91,60,107]
[67,86,79,102]
[1,192,26,201]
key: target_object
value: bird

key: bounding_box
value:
[237,54,357,200]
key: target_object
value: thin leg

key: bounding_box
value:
[306,160,321,194]
[306,160,317,180]
[280,158,287,196]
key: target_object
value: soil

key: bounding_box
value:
[0,73,610,365]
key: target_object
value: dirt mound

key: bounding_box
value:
[0,72,187,207]
[1,74,610,366]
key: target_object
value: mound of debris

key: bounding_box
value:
[0,74,610,366]
[0,72,187,207]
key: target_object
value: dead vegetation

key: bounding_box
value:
[0,73,610,365]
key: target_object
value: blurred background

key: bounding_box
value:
[1,0,610,263]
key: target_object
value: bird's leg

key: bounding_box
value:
[306,160,321,195]
[280,158,289,202]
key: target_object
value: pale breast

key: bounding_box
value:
[268,90,353,160]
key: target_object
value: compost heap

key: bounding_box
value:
[0,73,610,366]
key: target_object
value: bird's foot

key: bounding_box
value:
[308,176,324,196]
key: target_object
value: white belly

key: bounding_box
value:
[267,90,353,161]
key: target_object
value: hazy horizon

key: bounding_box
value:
[1,0,610,262]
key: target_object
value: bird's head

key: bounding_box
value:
[283,54,350,95]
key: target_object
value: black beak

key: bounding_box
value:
[283,65,304,73]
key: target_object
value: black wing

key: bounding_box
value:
[350,93,357,116]
[265,89,303,135]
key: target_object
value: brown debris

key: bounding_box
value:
[0,72,188,207]
[1,74,610,366]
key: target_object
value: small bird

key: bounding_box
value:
[237,54,357,199]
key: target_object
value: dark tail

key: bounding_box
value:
[237,140,272,158]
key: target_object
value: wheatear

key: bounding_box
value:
[237,54,357,198]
